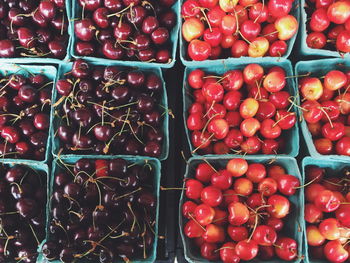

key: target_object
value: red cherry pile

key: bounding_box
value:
[43,158,157,262]
[299,69,350,156]
[74,0,177,63]
[0,71,52,160]
[0,0,68,59]
[182,159,300,262]
[54,59,165,157]
[304,165,350,263]
[186,64,297,155]
[181,0,299,61]
[0,163,47,262]
[305,0,350,53]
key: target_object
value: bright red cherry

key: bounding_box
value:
[185,179,204,200]
[274,237,298,261]
[201,186,223,207]
[235,239,259,261]
[252,225,277,246]
[314,190,340,212]
[267,194,290,218]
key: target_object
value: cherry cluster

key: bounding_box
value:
[55,59,165,157]
[299,69,350,156]
[42,158,157,263]
[0,71,52,160]
[0,0,68,59]
[0,164,47,263]
[305,0,350,53]
[186,64,297,155]
[304,165,350,263]
[74,0,177,63]
[181,0,298,61]
[182,159,300,262]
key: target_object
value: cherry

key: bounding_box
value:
[324,240,349,263]
[322,122,345,141]
[194,204,215,225]
[327,1,350,24]
[228,202,249,226]
[319,218,341,240]
[188,40,211,61]
[201,186,222,207]
[336,137,350,155]
[307,32,327,49]
[235,239,258,261]
[277,174,300,196]
[226,158,248,177]
[186,179,204,200]
[220,242,240,263]
[211,170,232,190]
[275,237,298,261]
[200,242,220,260]
[314,190,340,212]
[252,225,277,246]
[75,19,96,42]
[267,194,290,218]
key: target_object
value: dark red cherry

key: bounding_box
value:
[0,40,15,57]
[39,1,56,19]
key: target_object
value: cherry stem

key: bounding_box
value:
[272,112,295,128]
[160,186,186,191]
[294,176,319,189]
[192,133,214,154]
[201,158,218,173]
[253,0,265,23]
[113,187,142,201]
[28,223,40,245]
[319,106,333,129]
[188,213,206,232]
[285,72,311,79]
[107,3,134,17]
[100,219,125,243]
[201,112,220,135]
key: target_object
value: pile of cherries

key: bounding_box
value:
[182,158,300,262]
[42,158,157,263]
[55,59,165,157]
[181,0,298,61]
[0,163,47,263]
[0,71,52,160]
[0,0,68,59]
[299,68,350,156]
[74,0,177,63]
[186,64,297,155]
[304,165,350,263]
[305,0,350,53]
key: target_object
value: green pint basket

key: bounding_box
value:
[179,156,304,263]
[295,58,350,161]
[51,61,169,160]
[37,155,161,263]
[302,157,350,263]
[0,63,57,164]
[183,58,300,158]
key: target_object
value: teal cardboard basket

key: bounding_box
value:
[36,155,161,263]
[51,62,169,161]
[0,0,72,64]
[179,0,300,67]
[301,157,350,263]
[0,63,57,164]
[179,156,304,263]
[0,160,49,262]
[69,1,180,69]
[183,58,300,158]
[299,0,350,58]
[295,58,350,161]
